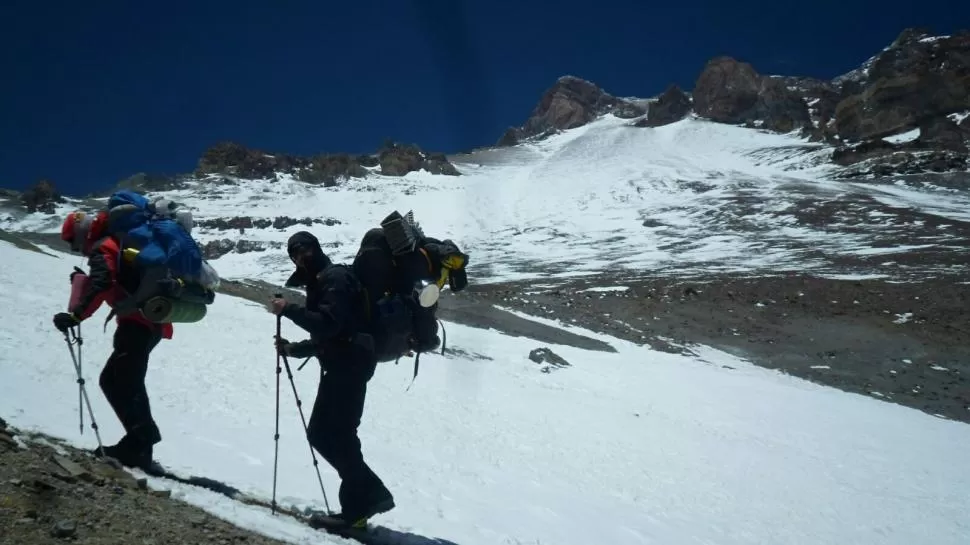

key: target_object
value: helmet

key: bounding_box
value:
[59,210,96,255]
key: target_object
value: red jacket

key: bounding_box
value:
[71,236,174,340]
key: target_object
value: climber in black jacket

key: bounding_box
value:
[267,231,394,529]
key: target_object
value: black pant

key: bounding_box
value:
[99,320,163,449]
[307,354,391,517]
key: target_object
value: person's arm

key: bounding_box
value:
[69,245,117,320]
[281,267,357,339]
[274,334,318,358]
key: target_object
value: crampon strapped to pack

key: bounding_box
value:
[91,190,220,324]
[352,210,469,386]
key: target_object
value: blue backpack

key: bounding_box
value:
[105,190,204,281]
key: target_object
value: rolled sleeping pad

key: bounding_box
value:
[141,296,208,324]
[68,271,90,311]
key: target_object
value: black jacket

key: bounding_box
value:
[280,231,372,364]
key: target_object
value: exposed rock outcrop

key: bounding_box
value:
[493,26,968,180]
[296,154,369,186]
[497,76,646,146]
[20,180,64,214]
[833,29,970,142]
[201,239,284,260]
[197,142,311,180]
[692,57,811,133]
[195,216,342,232]
[918,114,968,153]
[635,84,691,127]
[827,29,970,177]
[379,142,460,176]
[196,141,459,182]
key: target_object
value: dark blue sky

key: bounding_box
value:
[1,0,966,195]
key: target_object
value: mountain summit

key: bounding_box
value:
[498,27,970,178]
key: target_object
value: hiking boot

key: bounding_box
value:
[310,496,395,531]
[343,496,396,528]
[92,435,154,471]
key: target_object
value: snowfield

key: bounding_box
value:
[3,115,969,286]
[2,240,970,545]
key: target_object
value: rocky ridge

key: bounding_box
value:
[498,27,970,179]
[196,140,460,185]
[3,137,461,215]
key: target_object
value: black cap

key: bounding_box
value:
[287,231,320,258]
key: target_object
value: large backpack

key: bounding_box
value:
[103,191,206,281]
[90,190,219,324]
[353,210,469,382]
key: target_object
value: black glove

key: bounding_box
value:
[274,336,291,356]
[53,312,80,333]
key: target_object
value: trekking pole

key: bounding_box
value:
[272,297,283,515]
[63,328,104,455]
[279,346,332,514]
[78,323,83,435]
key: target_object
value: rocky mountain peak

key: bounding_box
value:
[497,26,969,178]
[890,27,936,48]
[497,75,646,146]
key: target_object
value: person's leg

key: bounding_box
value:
[307,358,392,522]
[97,320,162,466]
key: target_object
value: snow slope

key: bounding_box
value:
[2,240,970,545]
[3,115,968,286]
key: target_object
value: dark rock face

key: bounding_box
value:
[21,180,64,213]
[832,139,902,166]
[196,141,459,181]
[196,216,342,232]
[201,239,283,260]
[693,57,762,123]
[837,150,967,178]
[919,115,968,152]
[202,239,236,259]
[357,154,379,168]
[497,76,646,146]
[636,84,691,127]
[834,29,970,142]
[755,77,813,133]
[197,142,311,180]
[692,57,811,133]
[379,142,460,176]
[296,154,369,186]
